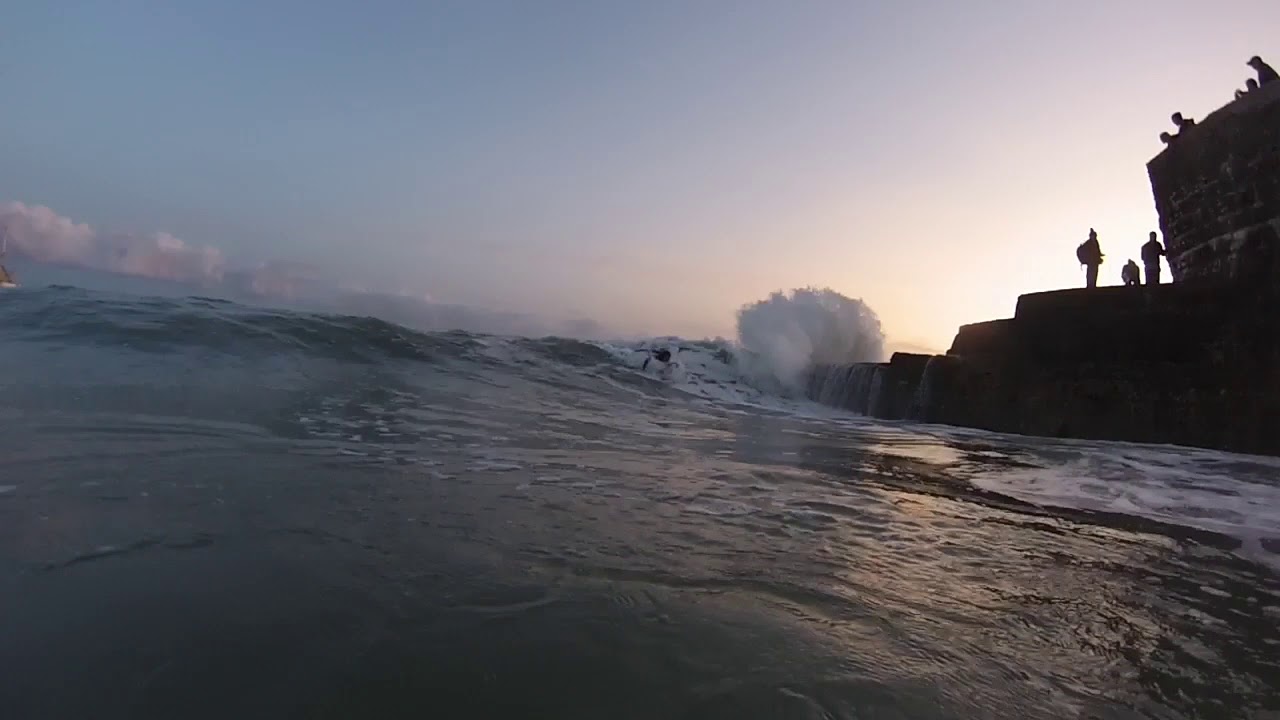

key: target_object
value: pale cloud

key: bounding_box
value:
[0,201,95,265]
[0,200,653,341]
[1,202,224,285]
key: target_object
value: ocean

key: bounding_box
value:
[2,283,1279,719]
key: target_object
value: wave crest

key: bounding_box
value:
[0,284,887,412]
[0,286,481,364]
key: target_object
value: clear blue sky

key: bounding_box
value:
[2,0,1278,347]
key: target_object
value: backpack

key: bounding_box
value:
[1076,242,1090,265]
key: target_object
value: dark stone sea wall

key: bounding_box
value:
[803,81,1280,456]
[1147,82,1280,282]
[806,282,1280,456]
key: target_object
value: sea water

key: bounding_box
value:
[1,285,1278,719]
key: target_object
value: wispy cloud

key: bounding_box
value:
[0,200,617,340]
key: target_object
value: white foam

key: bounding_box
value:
[735,287,884,388]
[918,427,1280,564]
[587,287,884,412]
[593,337,814,412]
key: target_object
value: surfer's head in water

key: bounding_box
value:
[641,347,674,371]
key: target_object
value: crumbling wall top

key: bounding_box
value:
[1146,83,1280,283]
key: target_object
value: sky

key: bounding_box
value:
[2,0,1278,351]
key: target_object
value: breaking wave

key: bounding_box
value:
[0,284,885,409]
[591,287,885,406]
[734,287,885,390]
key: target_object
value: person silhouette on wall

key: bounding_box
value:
[1141,231,1167,285]
[1236,78,1260,100]
[1122,260,1141,287]
[1248,56,1279,86]
[1076,229,1104,288]
[1161,113,1196,143]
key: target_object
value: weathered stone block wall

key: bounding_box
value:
[809,285,1280,456]
[947,284,1280,454]
[1146,83,1280,282]
[962,285,1234,365]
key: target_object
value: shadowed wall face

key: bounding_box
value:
[1147,83,1280,283]
[808,283,1280,457]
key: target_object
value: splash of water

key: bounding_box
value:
[735,287,884,393]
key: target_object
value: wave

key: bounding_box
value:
[588,287,886,405]
[0,284,887,411]
[0,285,484,365]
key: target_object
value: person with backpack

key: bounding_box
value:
[1140,231,1167,285]
[1076,229,1104,288]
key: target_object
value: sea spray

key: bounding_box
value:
[735,287,885,394]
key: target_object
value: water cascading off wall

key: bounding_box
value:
[806,364,855,407]
[907,355,946,421]
[804,354,940,421]
[804,362,881,415]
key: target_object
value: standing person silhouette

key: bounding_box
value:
[1141,231,1167,285]
[1076,229,1104,288]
